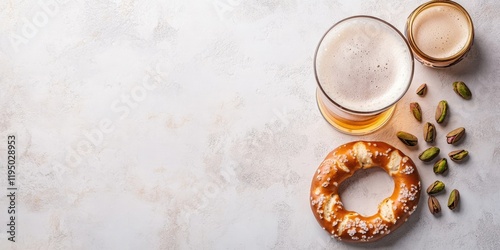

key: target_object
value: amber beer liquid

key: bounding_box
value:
[314,16,414,135]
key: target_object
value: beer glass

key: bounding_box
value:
[405,0,474,68]
[314,16,414,135]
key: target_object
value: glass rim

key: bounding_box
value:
[314,15,415,115]
[406,0,474,64]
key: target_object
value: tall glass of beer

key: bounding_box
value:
[314,16,414,135]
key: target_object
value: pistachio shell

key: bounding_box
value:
[446,127,465,144]
[419,146,440,162]
[410,102,422,122]
[397,131,418,146]
[424,122,436,143]
[453,81,472,100]
[448,189,460,210]
[433,158,448,174]
[428,196,441,214]
[416,83,427,96]
[449,149,469,162]
[435,100,448,124]
[427,180,445,194]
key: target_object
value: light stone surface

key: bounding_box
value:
[0,0,499,249]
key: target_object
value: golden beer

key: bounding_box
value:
[314,16,414,135]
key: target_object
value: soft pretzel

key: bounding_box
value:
[310,141,421,242]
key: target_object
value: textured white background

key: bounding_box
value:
[0,0,499,249]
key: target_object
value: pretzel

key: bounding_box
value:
[310,141,421,242]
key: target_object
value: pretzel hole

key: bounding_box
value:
[338,167,394,216]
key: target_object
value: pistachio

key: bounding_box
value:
[428,195,441,214]
[448,189,460,210]
[433,158,448,174]
[446,127,465,144]
[449,149,469,162]
[410,102,422,122]
[419,146,440,162]
[397,131,418,146]
[423,122,436,143]
[435,100,448,124]
[416,83,427,96]
[453,81,472,100]
[427,180,445,195]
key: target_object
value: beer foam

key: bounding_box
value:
[412,4,470,59]
[316,17,413,113]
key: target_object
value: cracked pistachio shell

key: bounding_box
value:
[435,100,448,124]
[453,81,472,100]
[424,122,436,143]
[428,196,441,214]
[433,158,448,174]
[446,127,465,144]
[416,83,427,96]
[427,180,445,195]
[419,146,440,162]
[449,149,469,162]
[448,189,460,210]
[410,102,422,122]
[397,131,418,146]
